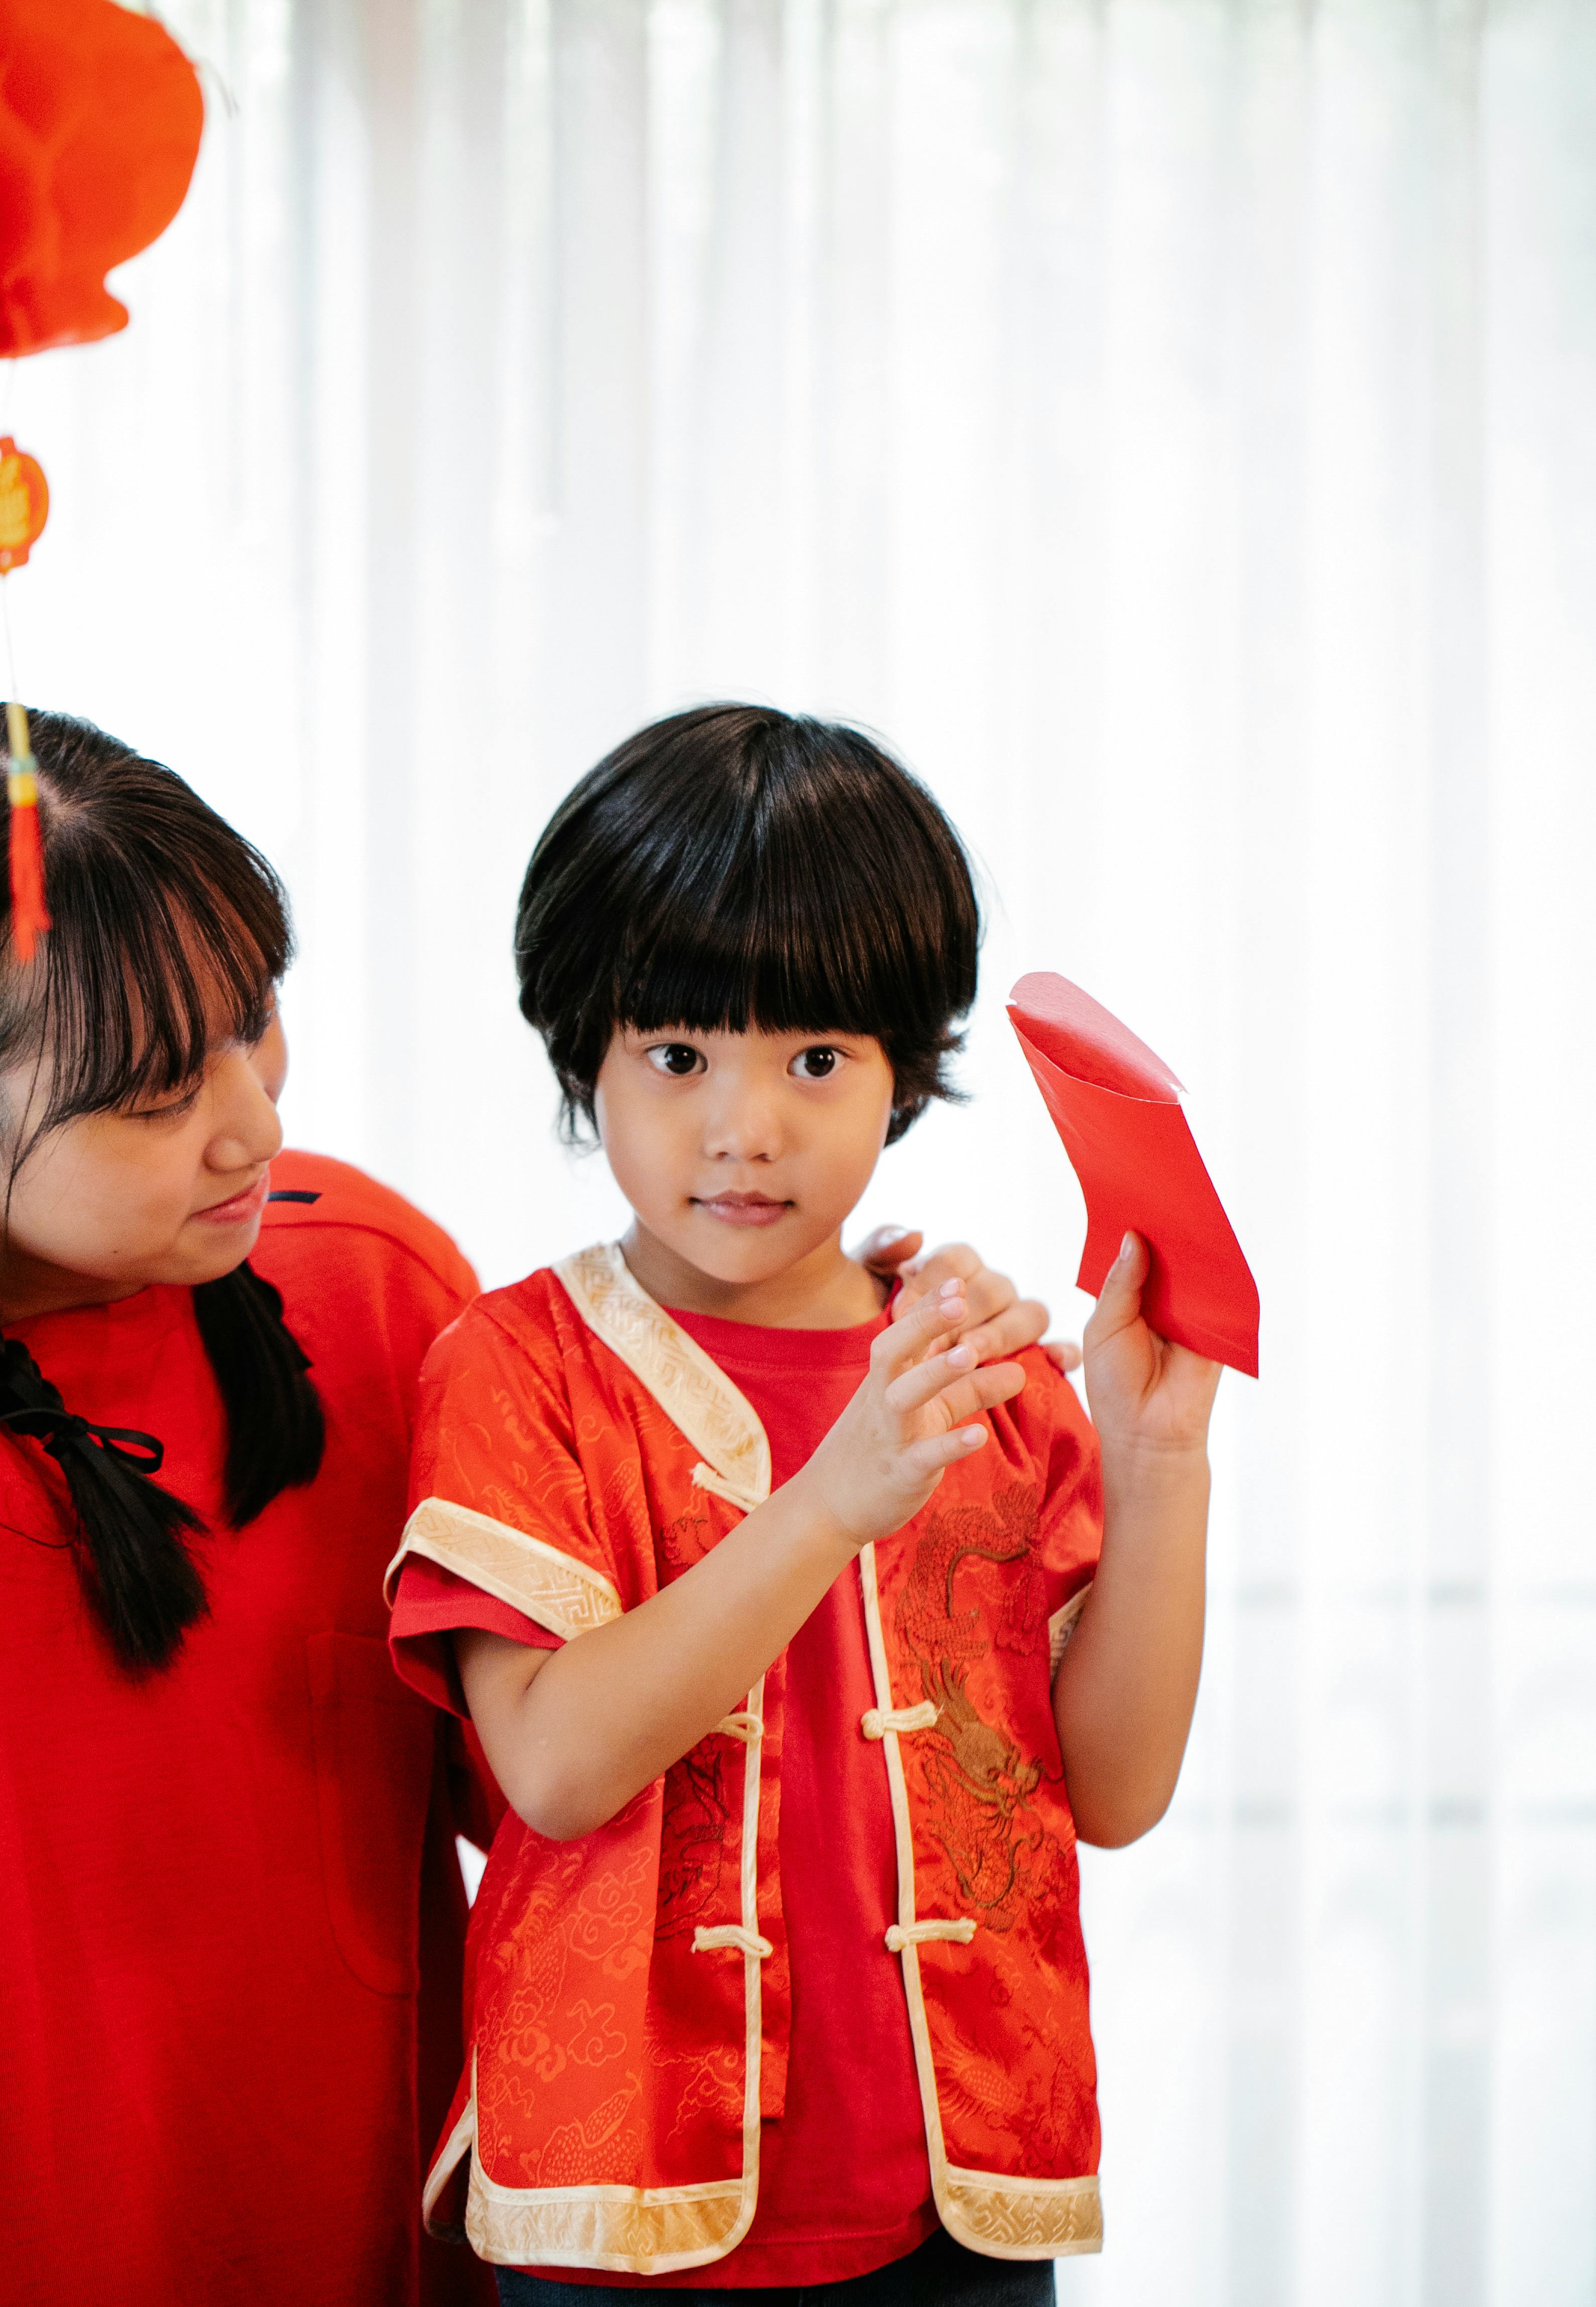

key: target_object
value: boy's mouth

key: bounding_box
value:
[692,1192,793,1229]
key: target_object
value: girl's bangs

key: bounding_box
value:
[24,863,287,1127]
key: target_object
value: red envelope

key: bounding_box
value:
[1008,972,1259,1377]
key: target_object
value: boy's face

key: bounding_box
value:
[594,1026,896,1290]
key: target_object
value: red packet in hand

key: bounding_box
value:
[1008,973,1260,1377]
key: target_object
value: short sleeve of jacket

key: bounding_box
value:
[388,1553,560,1716]
[395,1291,628,1649]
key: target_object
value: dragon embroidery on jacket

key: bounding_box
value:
[655,1745,732,1937]
[894,1481,1060,1932]
[652,1505,735,1937]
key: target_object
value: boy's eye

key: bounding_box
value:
[646,1043,705,1078]
[791,1046,840,1081]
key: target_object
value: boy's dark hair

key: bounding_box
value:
[0,711,325,1676]
[515,703,981,1145]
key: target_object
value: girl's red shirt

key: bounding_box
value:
[0,1150,495,2307]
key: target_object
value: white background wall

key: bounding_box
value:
[7,3,1594,2300]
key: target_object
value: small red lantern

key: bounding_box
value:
[0,437,48,572]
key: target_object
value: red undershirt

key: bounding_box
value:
[390,1303,938,2288]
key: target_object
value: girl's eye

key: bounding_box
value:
[791,1046,840,1081]
[646,1043,704,1078]
[133,1087,202,1124]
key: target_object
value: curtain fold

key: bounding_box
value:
[10,4,1592,2300]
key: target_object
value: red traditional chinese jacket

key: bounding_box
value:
[385,1245,1105,2276]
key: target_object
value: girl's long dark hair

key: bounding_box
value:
[0,712,325,1674]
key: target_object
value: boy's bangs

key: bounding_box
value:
[617,844,919,1044]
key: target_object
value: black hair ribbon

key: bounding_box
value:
[0,1337,167,1473]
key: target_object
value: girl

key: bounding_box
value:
[387,706,1220,2302]
[0,708,1037,2304]
[0,711,494,2306]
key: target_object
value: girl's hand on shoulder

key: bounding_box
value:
[799,1282,1026,1550]
[1084,1232,1221,1465]
[856,1226,1065,1368]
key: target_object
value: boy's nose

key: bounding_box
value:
[702,1088,783,1163]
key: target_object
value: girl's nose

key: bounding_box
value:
[207,1048,284,1173]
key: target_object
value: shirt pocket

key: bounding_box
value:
[306,1629,439,1998]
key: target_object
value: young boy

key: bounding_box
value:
[387,706,1219,2304]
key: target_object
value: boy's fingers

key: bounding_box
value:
[892,1242,979,1318]
[1084,1230,1148,1349]
[1043,1338,1083,1373]
[884,1351,1027,1424]
[958,1297,1050,1365]
[901,1425,989,1483]
[956,1262,1020,1328]
[872,1282,966,1375]
[883,1339,983,1417]
[933,1361,1027,1426]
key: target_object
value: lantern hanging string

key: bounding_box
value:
[3,702,49,966]
[2,578,50,967]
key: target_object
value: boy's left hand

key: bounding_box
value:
[1083,1231,1221,1461]
[855,1227,1075,1370]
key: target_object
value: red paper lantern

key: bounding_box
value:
[0,0,204,357]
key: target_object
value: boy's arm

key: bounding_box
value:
[459,1284,1024,1842]
[1051,1233,1221,1847]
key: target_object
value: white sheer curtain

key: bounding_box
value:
[10,3,1594,2300]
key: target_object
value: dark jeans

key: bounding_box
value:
[493,2224,1056,2306]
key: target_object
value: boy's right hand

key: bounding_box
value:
[797,1282,1027,1551]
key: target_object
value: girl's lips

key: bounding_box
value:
[192,1173,270,1226]
[693,1194,792,1229]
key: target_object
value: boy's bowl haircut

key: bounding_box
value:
[515,704,981,1146]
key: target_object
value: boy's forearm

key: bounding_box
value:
[467,1480,859,1840]
[1051,1444,1210,1847]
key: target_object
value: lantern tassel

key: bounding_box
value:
[5,700,50,964]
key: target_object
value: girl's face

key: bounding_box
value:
[595,1025,896,1294]
[0,1007,288,1321]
